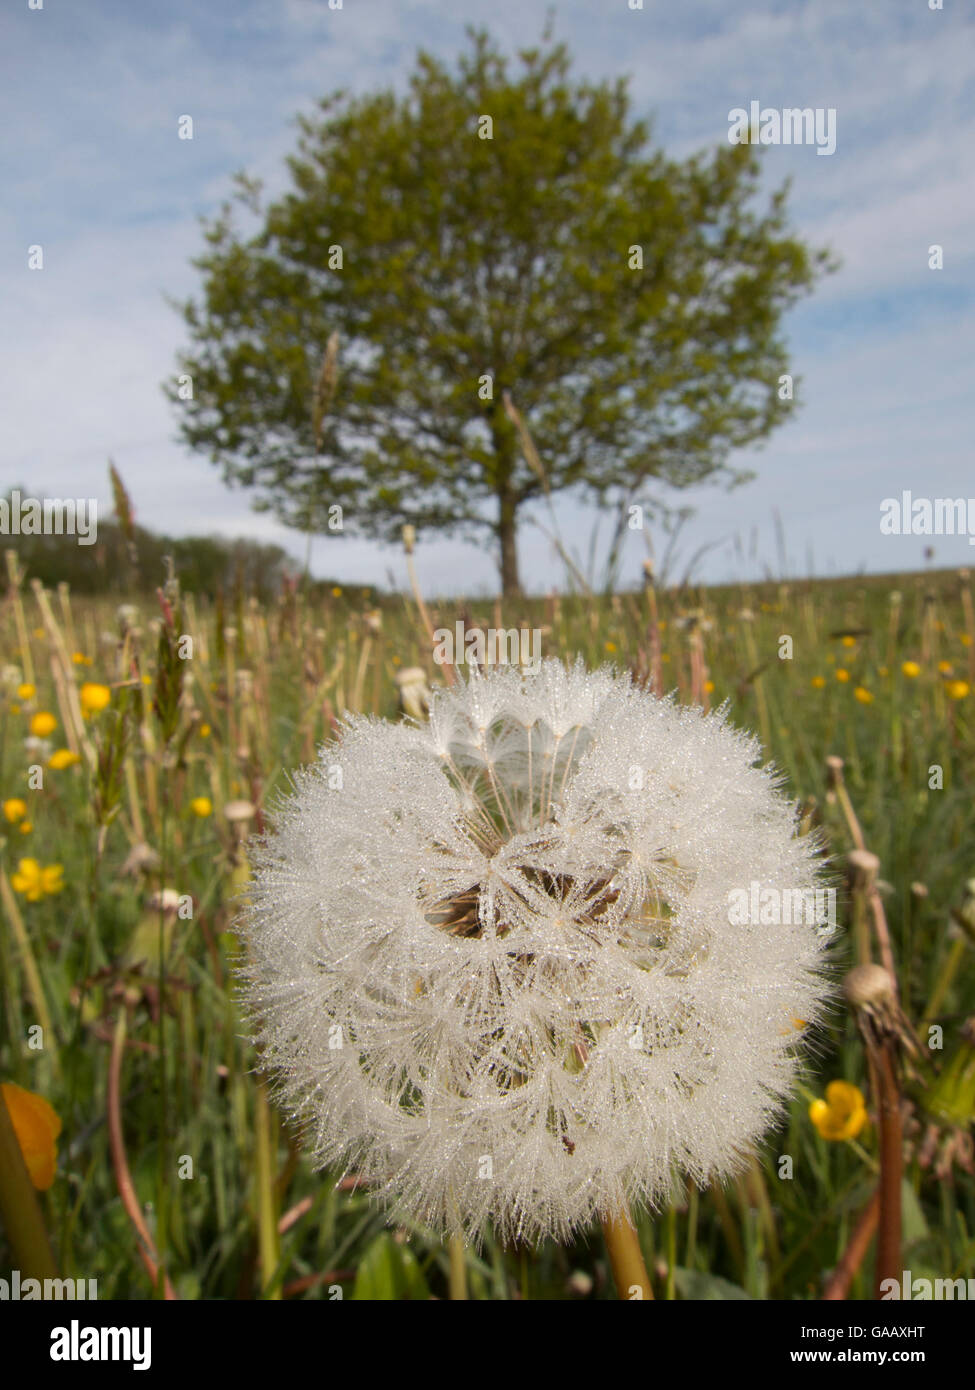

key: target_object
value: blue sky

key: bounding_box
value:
[2,0,973,594]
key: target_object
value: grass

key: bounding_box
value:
[1,555,973,1299]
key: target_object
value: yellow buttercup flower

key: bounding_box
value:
[937,660,953,675]
[841,635,856,648]
[901,660,921,678]
[10,858,65,902]
[16,683,35,701]
[961,633,973,648]
[945,679,970,701]
[29,711,57,738]
[48,749,82,770]
[811,676,826,689]
[71,652,92,666]
[331,586,342,597]
[79,682,111,716]
[604,641,617,653]
[19,821,32,835]
[704,679,715,693]
[853,687,874,705]
[3,798,27,824]
[198,723,211,738]
[809,1080,867,1141]
[190,796,213,818]
[835,668,850,683]
[0,1082,62,1190]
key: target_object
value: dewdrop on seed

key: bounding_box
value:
[238,659,832,1244]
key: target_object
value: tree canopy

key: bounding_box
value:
[169,27,833,594]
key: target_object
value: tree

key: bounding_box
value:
[169,27,833,596]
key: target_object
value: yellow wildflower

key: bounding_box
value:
[945,679,970,701]
[71,652,92,666]
[902,660,921,678]
[811,676,826,689]
[190,796,213,818]
[3,798,27,824]
[48,749,82,770]
[853,687,874,705]
[604,641,617,654]
[809,1080,867,1141]
[841,635,856,648]
[10,858,65,902]
[16,683,35,701]
[199,723,211,738]
[79,682,111,716]
[835,668,850,683]
[29,711,57,738]
[938,660,953,675]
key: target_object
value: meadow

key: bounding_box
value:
[1,551,973,1300]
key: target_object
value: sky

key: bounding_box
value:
[2,0,973,596]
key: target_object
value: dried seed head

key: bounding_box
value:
[844,963,895,1010]
[846,849,881,887]
[148,887,181,914]
[394,666,431,720]
[121,842,161,877]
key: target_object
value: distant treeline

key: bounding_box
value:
[2,493,301,601]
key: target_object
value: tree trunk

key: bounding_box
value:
[498,490,522,597]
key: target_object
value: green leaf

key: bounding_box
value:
[901,1179,930,1251]
[352,1232,431,1301]
[673,1267,753,1300]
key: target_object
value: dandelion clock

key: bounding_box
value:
[238,659,831,1296]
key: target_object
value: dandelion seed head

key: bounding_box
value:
[239,660,831,1244]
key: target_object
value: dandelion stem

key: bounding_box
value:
[107,1010,177,1298]
[447,1233,469,1300]
[601,1206,653,1300]
[872,1042,902,1298]
[821,1187,879,1300]
[254,1081,282,1299]
[922,937,966,1022]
